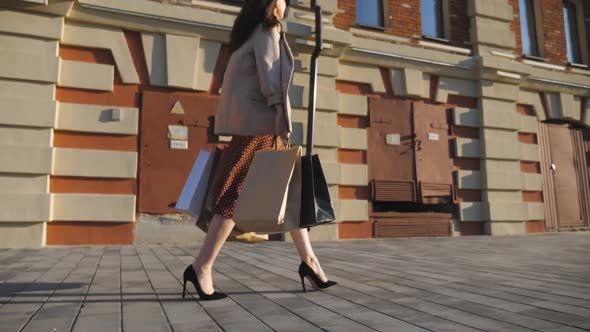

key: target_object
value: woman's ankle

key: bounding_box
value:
[192,260,212,273]
[302,256,319,266]
[302,256,328,282]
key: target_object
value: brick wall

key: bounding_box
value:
[333,0,355,31]
[448,0,470,47]
[508,0,522,56]
[541,0,568,65]
[148,0,582,67]
[334,0,470,48]
[509,0,570,66]
[387,0,422,40]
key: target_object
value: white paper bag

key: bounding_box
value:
[175,150,215,218]
[233,146,302,234]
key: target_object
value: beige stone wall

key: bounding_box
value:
[1,0,589,245]
[0,2,142,246]
[466,1,525,235]
[0,8,62,247]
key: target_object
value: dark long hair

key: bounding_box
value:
[229,0,287,54]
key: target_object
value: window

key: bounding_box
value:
[519,0,541,57]
[421,0,445,39]
[356,0,385,28]
[563,1,581,63]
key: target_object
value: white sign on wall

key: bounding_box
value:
[168,125,188,140]
[428,133,440,141]
[170,140,188,150]
[386,133,401,145]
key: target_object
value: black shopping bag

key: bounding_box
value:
[300,153,335,228]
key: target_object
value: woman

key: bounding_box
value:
[182,0,337,301]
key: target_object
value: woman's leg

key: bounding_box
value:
[192,214,235,294]
[289,227,328,282]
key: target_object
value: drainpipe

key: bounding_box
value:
[305,0,323,157]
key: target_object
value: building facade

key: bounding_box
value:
[0,0,588,247]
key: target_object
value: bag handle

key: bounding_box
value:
[271,32,291,151]
[278,33,291,149]
[272,135,291,150]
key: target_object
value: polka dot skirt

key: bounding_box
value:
[212,135,285,219]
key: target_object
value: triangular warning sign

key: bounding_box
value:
[170,100,185,114]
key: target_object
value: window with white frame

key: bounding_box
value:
[356,0,385,29]
[563,0,588,65]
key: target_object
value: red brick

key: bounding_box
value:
[509,0,570,65]
[334,0,470,48]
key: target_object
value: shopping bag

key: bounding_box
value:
[195,147,225,233]
[233,145,302,234]
[196,147,275,243]
[175,150,216,219]
[300,153,336,228]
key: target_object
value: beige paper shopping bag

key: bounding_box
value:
[233,145,302,234]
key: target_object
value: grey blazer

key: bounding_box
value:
[214,23,294,136]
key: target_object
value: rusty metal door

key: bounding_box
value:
[412,102,453,203]
[539,123,558,229]
[540,123,583,228]
[138,90,219,214]
[367,98,415,201]
[572,127,590,227]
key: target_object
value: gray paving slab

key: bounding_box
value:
[152,246,272,332]
[388,264,590,309]
[138,247,222,332]
[518,307,590,326]
[70,247,120,332]
[121,248,171,332]
[216,248,430,332]
[0,249,70,305]
[216,260,376,331]
[22,253,101,332]
[0,234,589,331]
[233,235,589,332]
[226,245,529,332]
[0,249,85,332]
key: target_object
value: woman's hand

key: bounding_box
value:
[274,104,291,140]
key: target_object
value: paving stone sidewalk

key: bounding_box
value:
[0,233,589,332]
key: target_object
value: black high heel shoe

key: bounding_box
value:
[298,261,337,292]
[183,264,227,301]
